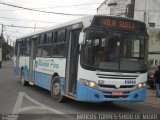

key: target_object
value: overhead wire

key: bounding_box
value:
[3,0,102,8]
[0,1,88,16]
[0,16,59,24]
[4,24,46,29]
[0,2,102,12]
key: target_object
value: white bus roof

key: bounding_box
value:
[17,15,95,40]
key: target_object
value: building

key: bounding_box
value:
[97,0,160,28]
[148,28,160,67]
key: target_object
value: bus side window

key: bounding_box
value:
[41,32,52,57]
[39,34,45,44]
[54,31,58,43]
[20,39,24,56]
[51,32,55,43]
[25,38,31,56]
[23,38,27,56]
[36,35,42,57]
[51,29,66,57]
[57,29,66,42]
[46,32,52,44]
[36,46,42,57]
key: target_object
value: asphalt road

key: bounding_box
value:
[0,61,160,120]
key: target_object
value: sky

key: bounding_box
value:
[0,0,104,45]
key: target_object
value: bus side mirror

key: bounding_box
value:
[79,32,85,45]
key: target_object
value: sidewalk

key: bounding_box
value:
[143,87,160,106]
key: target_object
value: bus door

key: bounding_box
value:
[16,42,20,75]
[29,37,37,85]
[66,29,80,97]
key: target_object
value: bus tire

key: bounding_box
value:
[20,69,28,86]
[51,76,66,103]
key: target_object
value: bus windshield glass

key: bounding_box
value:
[81,30,147,72]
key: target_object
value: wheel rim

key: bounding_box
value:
[52,83,61,96]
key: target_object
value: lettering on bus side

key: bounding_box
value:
[37,59,59,68]
[38,59,50,67]
[50,59,59,68]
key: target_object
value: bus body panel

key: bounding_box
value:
[76,60,147,102]
[34,71,52,90]
[76,81,146,102]
[18,56,30,79]
[17,57,66,90]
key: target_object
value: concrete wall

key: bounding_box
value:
[97,0,131,16]
[148,28,160,66]
[97,0,111,15]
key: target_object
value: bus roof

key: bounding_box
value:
[17,15,146,40]
[17,15,94,40]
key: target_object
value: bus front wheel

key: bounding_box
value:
[51,76,66,103]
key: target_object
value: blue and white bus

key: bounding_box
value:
[13,15,148,103]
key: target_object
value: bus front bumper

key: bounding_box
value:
[76,82,146,103]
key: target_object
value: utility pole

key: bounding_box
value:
[0,24,4,68]
[7,36,9,45]
[144,0,147,23]
[0,24,3,46]
[34,20,36,32]
[125,0,135,18]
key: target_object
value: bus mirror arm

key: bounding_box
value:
[79,32,85,45]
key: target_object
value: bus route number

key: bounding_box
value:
[98,80,105,84]
[125,80,136,84]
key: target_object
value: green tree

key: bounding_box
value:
[2,40,13,61]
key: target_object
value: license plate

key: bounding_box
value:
[112,91,123,96]
[125,80,136,84]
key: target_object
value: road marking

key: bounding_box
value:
[12,92,74,119]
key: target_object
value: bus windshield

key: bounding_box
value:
[81,30,148,72]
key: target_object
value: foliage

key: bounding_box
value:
[0,37,13,60]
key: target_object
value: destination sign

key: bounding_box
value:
[102,18,135,30]
[92,16,146,32]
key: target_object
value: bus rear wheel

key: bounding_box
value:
[20,69,28,86]
[51,76,66,103]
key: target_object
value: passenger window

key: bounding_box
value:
[40,34,45,44]
[58,29,66,42]
[46,32,52,44]
[52,43,66,57]
[54,31,58,43]
[36,46,43,57]
[42,45,51,57]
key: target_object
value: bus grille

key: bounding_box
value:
[98,84,135,88]
[98,84,135,89]
[104,95,128,98]
[96,73,138,79]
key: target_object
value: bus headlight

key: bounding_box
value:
[80,79,97,88]
[137,82,146,89]
[89,81,97,87]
